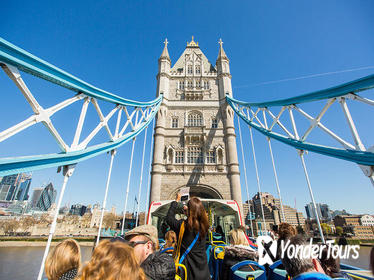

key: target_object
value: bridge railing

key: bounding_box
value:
[0,37,162,176]
[228,74,374,244]
[0,38,160,280]
[227,74,374,180]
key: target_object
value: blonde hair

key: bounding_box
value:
[81,240,146,280]
[165,230,177,248]
[229,228,249,246]
[45,239,81,280]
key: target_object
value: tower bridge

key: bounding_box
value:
[0,37,374,280]
[150,37,242,205]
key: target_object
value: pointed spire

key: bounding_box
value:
[217,38,228,60]
[160,38,170,62]
[187,36,199,48]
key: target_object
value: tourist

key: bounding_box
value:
[45,238,81,280]
[319,248,353,279]
[80,239,145,280]
[125,224,176,280]
[270,224,279,240]
[166,194,210,280]
[237,225,256,246]
[276,222,297,260]
[164,230,177,249]
[220,228,258,280]
[215,224,225,242]
[278,223,297,240]
[281,235,329,279]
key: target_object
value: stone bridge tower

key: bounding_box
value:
[150,37,242,207]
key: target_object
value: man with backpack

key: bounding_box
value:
[125,224,176,280]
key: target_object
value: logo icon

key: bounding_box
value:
[257,236,277,265]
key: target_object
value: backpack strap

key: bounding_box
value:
[179,232,199,264]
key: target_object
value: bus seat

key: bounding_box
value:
[214,246,225,260]
[160,247,174,256]
[211,246,225,280]
[269,260,287,280]
[293,272,332,280]
[206,244,213,261]
[231,260,267,280]
[213,232,224,242]
[234,270,265,280]
[207,245,215,279]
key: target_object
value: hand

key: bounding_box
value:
[176,192,181,202]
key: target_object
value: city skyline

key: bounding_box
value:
[1,1,373,216]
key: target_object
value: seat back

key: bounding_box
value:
[268,260,288,280]
[231,260,267,280]
[160,247,174,256]
[212,246,225,280]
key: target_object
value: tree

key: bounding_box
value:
[103,213,117,229]
[20,216,36,231]
[1,219,19,235]
[80,213,92,228]
[336,226,343,236]
[38,214,51,225]
[321,223,332,235]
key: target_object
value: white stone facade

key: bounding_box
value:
[150,38,243,208]
[360,214,374,226]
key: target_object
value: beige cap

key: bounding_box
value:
[124,224,159,247]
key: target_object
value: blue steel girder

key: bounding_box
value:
[227,82,374,169]
[0,38,157,107]
[0,38,162,176]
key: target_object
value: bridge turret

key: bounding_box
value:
[151,39,170,202]
[157,38,171,99]
[216,38,232,99]
[150,38,243,220]
[217,39,243,216]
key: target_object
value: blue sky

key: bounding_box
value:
[1,1,373,216]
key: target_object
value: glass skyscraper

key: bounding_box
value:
[0,173,32,201]
[36,183,57,211]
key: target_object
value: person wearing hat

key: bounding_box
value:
[125,224,176,280]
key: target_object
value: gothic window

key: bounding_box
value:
[217,148,224,165]
[175,151,184,163]
[187,80,193,89]
[188,112,203,127]
[167,148,173,164]
[204,81,210,89]
[196,80,201,88]
[206,150,216,164]
[179,81,185,90]
[172,117,178,128]
[211,118,218,128]
[187,65,193,74]
[195,65,201,74]
[187,147,203,164]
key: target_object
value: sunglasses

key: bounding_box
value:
[128,240,149,248]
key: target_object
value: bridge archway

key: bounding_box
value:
[168,184,223,200]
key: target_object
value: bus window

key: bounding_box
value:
[148,199,242,243]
